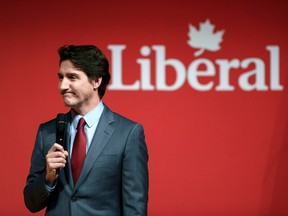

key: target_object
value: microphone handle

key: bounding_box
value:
[56,114,67,174]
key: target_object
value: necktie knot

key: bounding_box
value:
[77,117,86,129]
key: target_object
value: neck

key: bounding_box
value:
[72,99,101,116]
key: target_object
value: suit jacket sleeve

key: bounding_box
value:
[23,123,54,213]
[122,123,149,216]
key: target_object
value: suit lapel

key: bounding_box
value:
[73,105,115,191]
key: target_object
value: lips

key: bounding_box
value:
[62,92,75,97]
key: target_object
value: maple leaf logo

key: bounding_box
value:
[187,19,225,57]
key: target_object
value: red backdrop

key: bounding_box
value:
[1,0,288,215]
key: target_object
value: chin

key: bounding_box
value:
[63,100,77,108]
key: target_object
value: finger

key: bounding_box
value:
[47,155,67,165]
[48,143,64,153]
[46,151,67,161]
[48,162,66,169]
[53,150,68,159]
[46,161,66,174]
[64,150,69,157]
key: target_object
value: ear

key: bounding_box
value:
[92,77,102,90]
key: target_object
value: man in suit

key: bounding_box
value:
[24,45,149,216]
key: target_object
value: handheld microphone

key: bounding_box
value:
[56,113,67,174]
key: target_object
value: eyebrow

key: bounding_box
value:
[58,71,81,77]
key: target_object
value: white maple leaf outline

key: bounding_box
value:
[187,19,225,57]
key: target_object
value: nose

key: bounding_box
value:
[58,78,69,93]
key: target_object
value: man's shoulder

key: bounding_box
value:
[40,118,56,127]
[103,105,141,127]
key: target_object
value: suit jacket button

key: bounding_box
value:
[71,196,77,202]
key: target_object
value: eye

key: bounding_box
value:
[68,73,79,80]
[69,75,77,80]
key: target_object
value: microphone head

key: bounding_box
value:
[56,113,67,131]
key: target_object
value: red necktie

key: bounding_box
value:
[71,117,86,184]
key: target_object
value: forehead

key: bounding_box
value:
[58,60,85,75]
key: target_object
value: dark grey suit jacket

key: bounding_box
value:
[24,105,149,216]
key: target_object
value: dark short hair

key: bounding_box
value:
[58,44,111,99]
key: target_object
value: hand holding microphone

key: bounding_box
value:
[45,114,68,183]
[55,114,67,174]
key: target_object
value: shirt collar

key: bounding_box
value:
[71,101,104,129]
